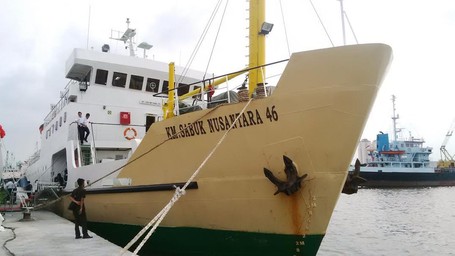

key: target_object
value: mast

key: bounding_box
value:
[86,5,91,49]
[165,62,176,119]
[391,95,399,142]
[126,18,135,57]
[110,18,137,57]
[248,0,266,96]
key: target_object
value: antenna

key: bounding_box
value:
[110,18,137,57]
[86,5,91,49]
[138,42,153,58]
[391,95,399,142]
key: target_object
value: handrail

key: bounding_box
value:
[186,78,244,108]
[153,59,289,98]
[69,121,145,167]
[43,80,75,125]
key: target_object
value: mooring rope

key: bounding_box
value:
[120,98,254,256]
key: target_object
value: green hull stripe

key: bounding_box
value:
[89,222,324,256]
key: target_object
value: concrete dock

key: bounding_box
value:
[0,210,133,256]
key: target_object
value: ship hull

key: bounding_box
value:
[89,222,323,256]
[360,171,455,188]
[57,44,392,255]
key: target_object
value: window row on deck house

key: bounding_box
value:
[45,111,68,139]
[93,68,196,96]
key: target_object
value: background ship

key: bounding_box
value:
[357,95,455,188]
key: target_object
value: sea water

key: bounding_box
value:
[318,187,455,256]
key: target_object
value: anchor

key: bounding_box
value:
[264,155,307,196]
[342,159,367,195]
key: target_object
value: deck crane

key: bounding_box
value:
[439,119,455,168]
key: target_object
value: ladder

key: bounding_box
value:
[81,144,92,165]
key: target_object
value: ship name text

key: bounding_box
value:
[164,106,279,139]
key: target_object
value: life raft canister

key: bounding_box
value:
[124,127,137,140]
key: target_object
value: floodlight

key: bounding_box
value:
[79,81,88,92]
[259,22,274,35]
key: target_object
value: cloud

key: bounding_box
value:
[2,0,455,163]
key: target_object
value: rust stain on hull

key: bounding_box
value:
[290,193,304,235]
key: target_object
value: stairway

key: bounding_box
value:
[80,144,92,166]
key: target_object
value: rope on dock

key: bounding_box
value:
[119,98,254,256]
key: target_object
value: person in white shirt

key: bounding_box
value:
[81,113,91,143]
[76,112,85,144]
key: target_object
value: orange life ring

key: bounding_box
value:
[124,127,137,140]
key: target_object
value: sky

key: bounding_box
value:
[1,0,455,163]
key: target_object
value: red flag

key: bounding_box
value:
[0,125,5,138]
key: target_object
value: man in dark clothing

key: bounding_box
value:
[54,173,64,187]
[69,178,92,239]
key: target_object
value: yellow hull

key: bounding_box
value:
[63,44,392,253]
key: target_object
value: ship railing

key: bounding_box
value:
[177,76,242,111]
[178,77,255,113]
[68,121,145,141]
[16,190,34,213]
[159,61,283,117]
[32,182,61,208]
[69,122,145,167]
[367,160,432,168]
[43,81,72,126]
[36,181,61,191]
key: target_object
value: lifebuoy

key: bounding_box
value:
[124,127,137,140]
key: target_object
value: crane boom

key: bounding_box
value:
[439,119,455,167]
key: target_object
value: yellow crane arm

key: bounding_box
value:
[178,69,247,101]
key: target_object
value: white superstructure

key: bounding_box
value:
[24,28,207,191]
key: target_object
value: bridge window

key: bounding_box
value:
[162,81,169,93]
[95,69,108,85]
[177,83,189,96]
[112,72,127,88]
[129,75,144,90]
[146,78,160,93]
[146,115,156,132]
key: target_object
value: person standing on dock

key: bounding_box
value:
[69,178,92,239]
[4,180,15,203]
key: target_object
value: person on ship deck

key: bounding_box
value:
[76,112,84,144]
[81,113,90,143]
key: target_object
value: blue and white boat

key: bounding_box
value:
[357,95,455,187]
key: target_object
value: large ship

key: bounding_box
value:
[357,95,455,188]
[23,1,392,255]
